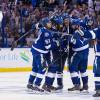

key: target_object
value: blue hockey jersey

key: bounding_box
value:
[76,27,100,56]
[51,30,69,52]
[69,32,89,52]
[93,28,100,56]
[51,30,60,51]
[31,27,53,54]
[75,28,96,39]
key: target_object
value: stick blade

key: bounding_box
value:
[11,42,17,51]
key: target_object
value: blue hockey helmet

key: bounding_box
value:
[31,23,36,31]
[62,13,70,20]
[71,19,81,26]
[52,15,63,25]
[42,17,51,26]
[86,18,94,26]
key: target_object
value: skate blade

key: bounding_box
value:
[26,88,33,92]
[26,88,45,94]
[68,90,80,94]
[80,90,89,94]
[51,89,63,93]
[43,90,51,94]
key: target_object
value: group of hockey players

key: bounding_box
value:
[26,12,100,97]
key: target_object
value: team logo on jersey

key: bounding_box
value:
[45,32,49,37]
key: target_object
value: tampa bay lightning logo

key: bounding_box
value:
[45,32,49,37]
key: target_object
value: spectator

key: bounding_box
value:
[0,0,99,47]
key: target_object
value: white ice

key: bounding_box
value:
[0,71,100,100]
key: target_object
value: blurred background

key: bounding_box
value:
[0,0,100,48]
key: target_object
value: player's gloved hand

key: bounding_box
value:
[45,44,51,49]
[71,36,76,44]
[68,35,76,45]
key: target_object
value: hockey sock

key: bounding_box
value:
[71,77,80,85]
[57,73,63,86]
[57,78,63,86]
[44,69,56,86]
[28,74,36,84]
[34,73,44,86]
[80,72,88,86]
[70,72,80,85]
[94,74,100,90]
[81,76,88,86]
[95,81,100,90]
[45,76,55,86]
[34,78,42,86]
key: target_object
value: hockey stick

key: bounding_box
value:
[46,31,70,70]
[10,8,66,51]
[11,10,58,51]
[92,0,97,17]
[92,0,99,26]
[11,29,33,50]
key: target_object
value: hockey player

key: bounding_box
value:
[27,17,53,92]
[84,27,100,97]
[73,19,100,96]
[62,13,75,69]
[42,15,68,92]
[92,27,100,97]
[67,20,90,92]
[80,27,100,97]
[53,15,69,90]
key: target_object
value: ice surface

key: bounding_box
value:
[0,71,100,100]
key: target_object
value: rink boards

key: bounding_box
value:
[0,48,95,72]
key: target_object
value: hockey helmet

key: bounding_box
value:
[42,17,52,28]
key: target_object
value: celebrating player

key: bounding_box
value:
[27,17,53,92]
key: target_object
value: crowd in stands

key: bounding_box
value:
[0,0,100,47]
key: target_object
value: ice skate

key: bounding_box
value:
[55,85,63,91]
[27,83,35,91]
[42,84,56,92]
[27,83,44,92]
[80,85,89,93]
[68,85,81,93]
[51,85,63,93]
[42,84,51,92]
[93,90,100,97]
